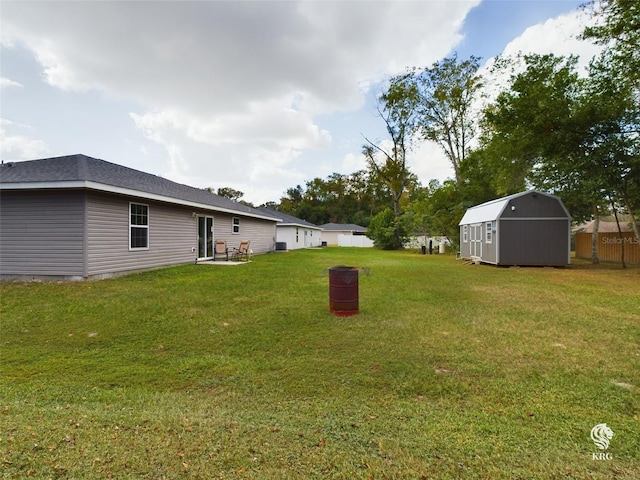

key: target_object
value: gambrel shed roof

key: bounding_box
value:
[459,190,570,225]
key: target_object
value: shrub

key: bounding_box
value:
[367,208,407,249]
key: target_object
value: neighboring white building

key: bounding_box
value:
[258,208,322,250]
[319,223,368,246]
[404,235,450,252]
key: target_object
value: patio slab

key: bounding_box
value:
[196,260,250,266]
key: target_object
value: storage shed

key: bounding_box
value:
[459,190,571,266]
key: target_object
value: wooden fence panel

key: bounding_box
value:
[575,232,640,264]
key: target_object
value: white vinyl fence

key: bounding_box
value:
[338,234,374,247]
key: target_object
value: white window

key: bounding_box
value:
[130,203,149,249]
[486,221,496,243]
[463,225,468,243]
[232,217,240,234]
[296,228,299,243]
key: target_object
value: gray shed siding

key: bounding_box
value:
[498,219,570,266]
[501,192,568,220]
[0,190,85,278]
[459,226,470,258]
[86,193,195,277]
[483,224,497,264]
[459,222,497,263]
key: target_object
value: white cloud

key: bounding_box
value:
[2,1,598,204]
[1,1,479,203]
[408,141,454,186]
[0,77,22,89]
[0,120,49,160]
[130,102,332,195]
[341,152,367,175]
[479,9,602,103]
[1,1,476,115]
[501,10,600,70]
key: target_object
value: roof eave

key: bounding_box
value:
[0,180,280,222]
[279,223,322,229]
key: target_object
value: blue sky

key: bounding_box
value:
[457,0,583,59]
[1,1,599,205]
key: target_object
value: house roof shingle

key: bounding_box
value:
[255,207,322,229]
[572,220,633,233]
[0,154,279,221]
[319,222,367,232]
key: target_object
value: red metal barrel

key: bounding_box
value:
[329,266,359,316]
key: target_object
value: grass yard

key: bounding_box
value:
[1,248,639,479]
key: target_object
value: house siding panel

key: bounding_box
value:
[87,193,195,276]
[277,226,296,250]
[0,190,85,278]
[213,213,276,254]
[277,226,321,249]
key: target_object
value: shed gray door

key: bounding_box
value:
[470,224,482,257]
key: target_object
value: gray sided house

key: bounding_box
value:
[256,208,322,250]
[0,154,280,280]
[458,190,571,266]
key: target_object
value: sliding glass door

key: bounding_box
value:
[197,216,214,260]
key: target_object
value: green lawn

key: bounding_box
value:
[1,248,639,479]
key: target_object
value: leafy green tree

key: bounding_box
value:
[482,55,604,249]
[363,72,421,248]
[457,148,504,201]
[481,52,639,263]
[582,0,640,244]
[402,188,433,246]
[580,62,639,249]
[261,201,279,210]
[216,187,244,201]
[484,54,584,192]
[425,179,482,249]
[275,169,391,227]
[416,55,484,185]
[582,0,640,90]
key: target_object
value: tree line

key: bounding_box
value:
[228,1,640,261]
